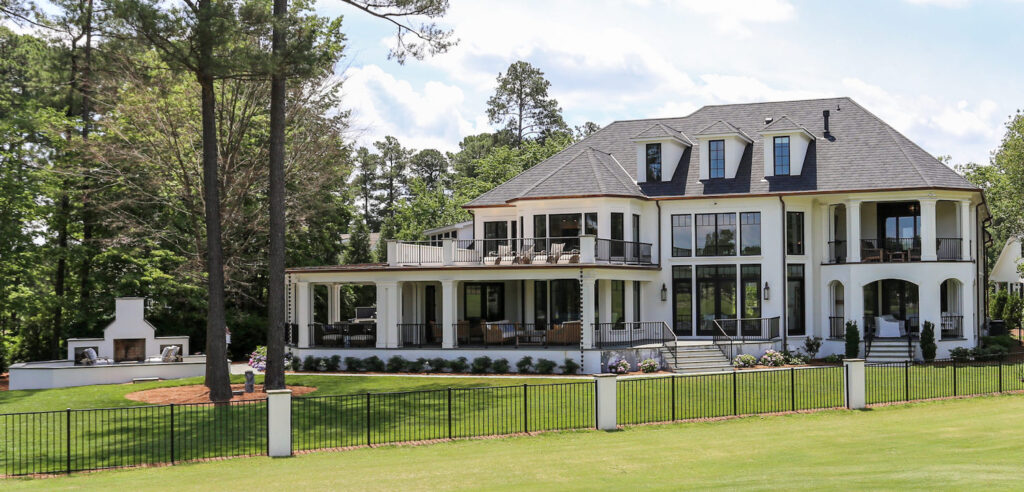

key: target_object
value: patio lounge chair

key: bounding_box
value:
[484,321,515,344]
[82,348,113,366]
[547,243,565,264]
[516,245,534,264]
[547,322,581,345]
[497,244,516,264]
[145,345,180,363]
[456,320,471,345]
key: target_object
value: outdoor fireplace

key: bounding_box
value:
[113,338,146,362]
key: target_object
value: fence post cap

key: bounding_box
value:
[843,358,866,363]
[593,373,618,378]
[266,389,293,395]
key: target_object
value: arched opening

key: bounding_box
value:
[828,281,845,338]
[863,279,919,338]
[940,279,964,339]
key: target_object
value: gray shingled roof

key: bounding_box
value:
[632,123,693,145]
[465,97,979,207]
[760,115,812,136]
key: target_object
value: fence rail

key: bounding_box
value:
[291,382,596,452]
[0,401,267,477]
[866,360,1024,404]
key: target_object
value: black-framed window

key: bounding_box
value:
[740,212,761,256]
[774,136,790,176]
[484,221,509,256]
[611,280,625,326]
[671,214,692,257]
[632,214,640,242]
[533,215,547,250]
[464,282,505,322]
[740,265,761,336]
[787,264,805,336]
[550,279,580,325]
[549,213,581,238]
[786,211,804,255]
[696,213,736,256]
[672,266,692,336]
[633,282,641,322]
[646,143,662,182]
[696,265,736,336]
[534,281,548,330]
[585,212,598,236]
[611,212,624,257]
[709,139,725,179]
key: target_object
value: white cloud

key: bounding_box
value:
[341,65,489,152]
[903,0,974,7]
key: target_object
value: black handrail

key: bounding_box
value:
[592,321,672,349]
[828,316,845,339]
[710,320,736,362]
[827,240,847,264]
[936,238,962,260]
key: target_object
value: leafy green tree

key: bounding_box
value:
[374,135,411,220]
[352,147,381,228]
[343,218,375,265]
[486,61,567,147]
[448,132,505,178]
[456,133,574,201]
[409,148,448,190]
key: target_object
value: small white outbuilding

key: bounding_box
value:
[66,297,191,364]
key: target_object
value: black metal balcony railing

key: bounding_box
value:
[392,237,655,266]
[941,314,964,339]
[592,321,673,349]
[860,238,921,263]
[828,316,845,339]
[828,240,847,264]
[452,321,582,347]
[308,322,377,348]
[396,323,442,348]
[595,239,653,265]
[711,317,782,341]
[936,237,962,260]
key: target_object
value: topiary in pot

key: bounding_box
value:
[845,320,860,359]
[919,321,937,362]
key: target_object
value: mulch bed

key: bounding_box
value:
[125,383,316,405]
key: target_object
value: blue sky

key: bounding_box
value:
[315,0,1023,166]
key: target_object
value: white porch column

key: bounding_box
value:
[296,282,311,348]
[599,279,612,325]
[441,279,456,348]
[960,200,972,261]
[920,280,942,348]
[375,282,389,348]
[579,235,596,263]
[920,198,938,262]
[847,200,861,263]
[327,284,340,323]
[581,277,596,349]
[624,280,635,323]
[380,281,401,348]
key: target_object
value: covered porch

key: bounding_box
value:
[285,265,662,351]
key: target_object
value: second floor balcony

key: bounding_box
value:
[388,236,654,267]
[825,199,972,264]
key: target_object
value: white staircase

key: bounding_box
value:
[866,339,915,363]
[660,342,734,374]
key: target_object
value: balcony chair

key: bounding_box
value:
[496,244,516,264]
[861,244,883,263]
[430,321,443,342]
[484,321,515,344]
[516,245,534,264]
[876,315,904,338]
[547,243,565,264]
[456,320,471,345]
[546,321,581,345]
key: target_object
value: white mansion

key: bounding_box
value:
[285,97,988,372]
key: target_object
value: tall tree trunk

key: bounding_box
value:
[198,0,232,402]
[264,0,288,390]
[78,0,95,328]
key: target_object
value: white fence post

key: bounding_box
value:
[267,389,292,457]
[594,374,617,430]
[843,359,866,410]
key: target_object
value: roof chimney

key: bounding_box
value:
[822,110,831,135]
[764,116,773,125]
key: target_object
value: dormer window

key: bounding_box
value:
[646,143,662,182]
[709,140,725,179]
[774,136,790,176]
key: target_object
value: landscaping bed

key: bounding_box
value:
[125,383,316,405]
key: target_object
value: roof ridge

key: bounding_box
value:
[582,148,607,194]
[593,149,640,192]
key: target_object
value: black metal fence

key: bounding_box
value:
[0,400,267,477]
[291,381,596,452]
[866,360,1024,404]
[616,367,846,425]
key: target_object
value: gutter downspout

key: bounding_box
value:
[656,201,663,267]
[778,196,787,351]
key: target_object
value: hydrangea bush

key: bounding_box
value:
[608,358,631,374]
[638,358,659,373]
[247,346,294,372]
[733,354,757,368]
[759,349,786,367]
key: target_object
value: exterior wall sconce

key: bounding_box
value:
[763,282,770,301]
[660,283,668,301]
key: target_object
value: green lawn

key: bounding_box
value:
[5,395,1024,491]
[4,363,1024,478]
